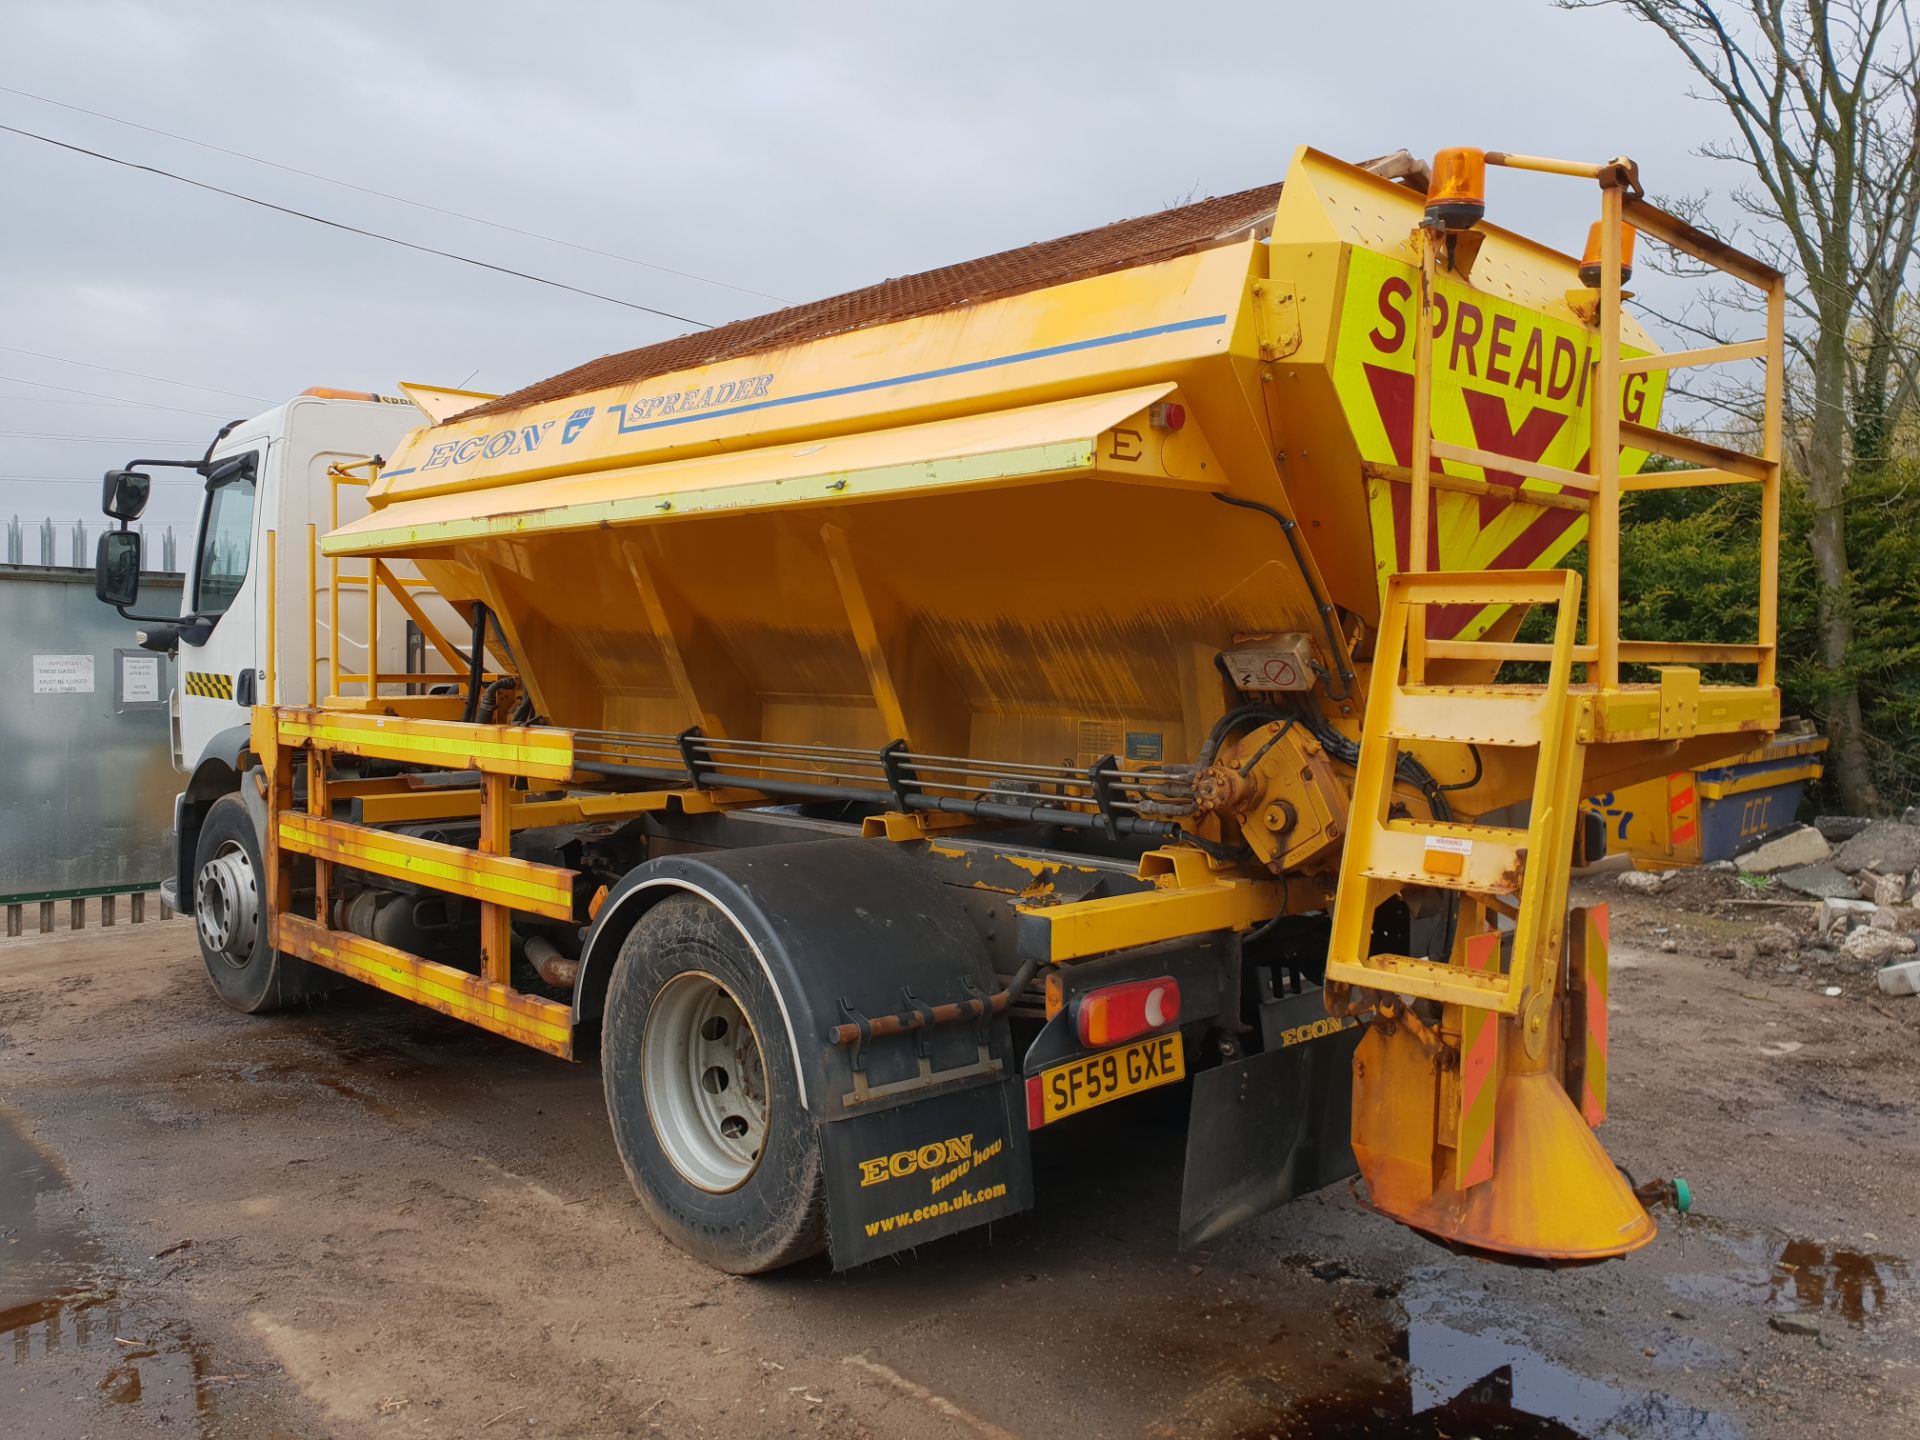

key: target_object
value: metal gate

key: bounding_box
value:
[0,557,183,931]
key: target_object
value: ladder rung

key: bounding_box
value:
[1363,462,1592,516]
[1384,687,1551,746]
[1323,954,1521,1014]
[1618,338,1769,374]
[1360,828,1525,894]
[1360,865,1520,895]
[1423,640,1600,663]
[1620,467,1757,492]
[1616,641,1771,665]
[1389,569,1579,610]
[1619,422,1774,481]
[1382,818,1526,845]
[1429,440,1597,493]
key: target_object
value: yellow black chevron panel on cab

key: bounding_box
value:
[183,670,234,701]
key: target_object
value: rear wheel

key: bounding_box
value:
[602,894,826,1273]
[191,793,323,1013]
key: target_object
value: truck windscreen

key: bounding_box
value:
[194,456,256,616]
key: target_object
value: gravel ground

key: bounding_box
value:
[1,879,1916,1439]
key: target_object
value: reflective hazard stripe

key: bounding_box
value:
[1455,929,1502,1190]
[1669,775,1698,846]
[183,670,233,700]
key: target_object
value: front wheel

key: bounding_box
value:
[191,793,324,1013]
[602,894,827,1273]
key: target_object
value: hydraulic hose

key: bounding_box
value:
[460,603,488,724]
[1210,492,1356,701]
[1290,699,1460,963]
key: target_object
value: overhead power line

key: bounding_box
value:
[0,374,231,420]
[2,481,161,495]
[1,84,789,305]
[0,394,211,412]
[1,123,713,329]
[0,345,272,404]
[0,430,200,443]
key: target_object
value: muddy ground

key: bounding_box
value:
[2,875,1916,1439]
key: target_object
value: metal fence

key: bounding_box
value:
[0,556,185,933]
[3,516,185,573]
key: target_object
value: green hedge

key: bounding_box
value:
[1510,464,1919,809]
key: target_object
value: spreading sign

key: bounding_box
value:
[1332,247,1667,639]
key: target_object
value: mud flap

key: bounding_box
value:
[819,1077,1034,1269]
[1177,986,1363,1249]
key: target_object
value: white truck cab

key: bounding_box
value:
[93,389,444,915]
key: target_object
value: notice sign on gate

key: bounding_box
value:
[32,653,95,695]
[115,650,165,712]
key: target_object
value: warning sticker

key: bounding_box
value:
[32,654,95,694]
[1424,833,1472,878]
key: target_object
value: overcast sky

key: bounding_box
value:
[2,0,1732,542]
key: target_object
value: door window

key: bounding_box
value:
[194,457,257,616]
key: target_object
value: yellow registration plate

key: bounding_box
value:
[1030,1032,1185,1127]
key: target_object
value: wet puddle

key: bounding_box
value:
[0,1106,238,1434]
[1768,1239,1906,1322]
[1234,1297,1740,1440]
[1666,1223,1911,1327]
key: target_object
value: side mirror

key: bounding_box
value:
[95,530,142,609]
[102,468,152,522]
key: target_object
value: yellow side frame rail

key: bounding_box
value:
[253,697,587,1059]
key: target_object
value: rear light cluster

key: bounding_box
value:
[1075,976,1180,1048]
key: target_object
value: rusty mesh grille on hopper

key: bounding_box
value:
[450,181,1284,425]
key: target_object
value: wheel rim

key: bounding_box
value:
[643,972,769,1193]
[197,839,258,969]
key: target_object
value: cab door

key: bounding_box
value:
[177,448,262,764]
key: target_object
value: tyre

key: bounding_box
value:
[191,793,323,1014]
[602,894,826,1274]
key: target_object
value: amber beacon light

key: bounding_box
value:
[1425,147,1487,231]
[1579,221,1637,287]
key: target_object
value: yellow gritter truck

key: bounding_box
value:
[93,144,1786,1272]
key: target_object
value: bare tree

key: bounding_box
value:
[1564,0,1920,812]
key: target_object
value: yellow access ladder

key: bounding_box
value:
[1324,568,1585,1017]
[1317,151,1788,1259]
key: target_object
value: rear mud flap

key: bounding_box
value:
[819,1078,1034,1269]
[1178,988,1363,1249]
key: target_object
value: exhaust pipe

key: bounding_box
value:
[525,934,578,989]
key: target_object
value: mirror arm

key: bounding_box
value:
[117,604,216,634]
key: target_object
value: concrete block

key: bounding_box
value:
[1737,826,1832,875]
[1775,864,1857,899]
[1820,897,1878,935]
[1616,870,1666,894]
[1875,960,1920,996]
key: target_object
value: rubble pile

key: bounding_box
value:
[1611,817,1920,999]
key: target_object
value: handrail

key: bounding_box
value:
[1400,152,1784,693]
[317,460,482,705]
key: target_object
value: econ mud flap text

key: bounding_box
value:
[819,1079,1034,1268]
